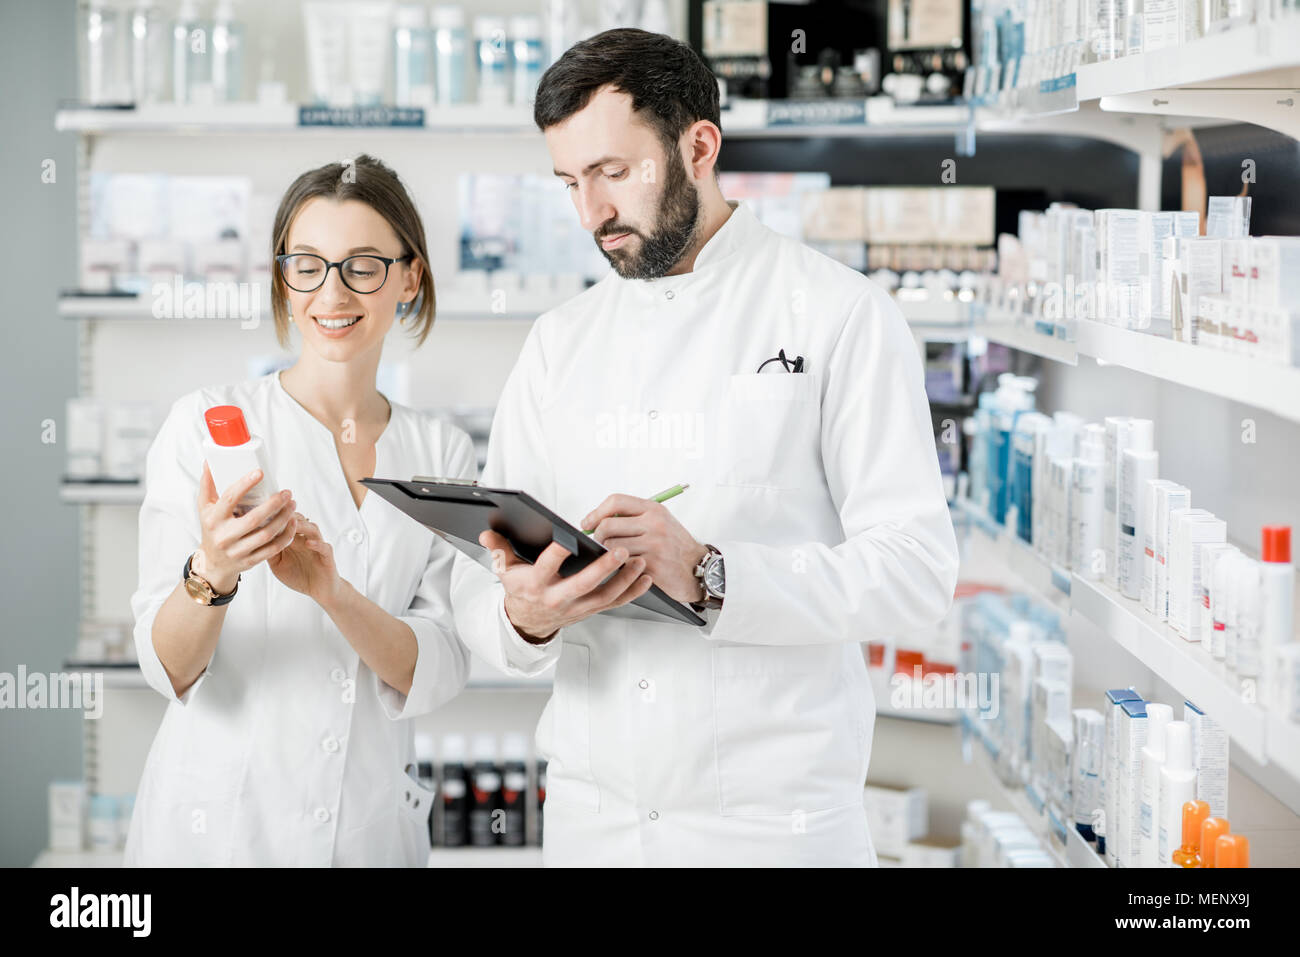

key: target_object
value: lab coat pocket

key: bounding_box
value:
[396,765,434,855]
[712,644,863,816]
[151,761,243,866]
[536,643,600,811]
[716,373,820,490]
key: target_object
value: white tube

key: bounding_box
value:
[1158,721,1196,867]
[1138,702,1173,868]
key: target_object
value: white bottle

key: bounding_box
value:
[1158,721,1196,867]
[1259,526,1294,712]
[1138,702,1173,868]
[202,405,276,517]
[1235,558,1263,702]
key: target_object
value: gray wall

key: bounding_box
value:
[0,0,81,867]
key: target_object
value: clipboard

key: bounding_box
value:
[360,477,707,627]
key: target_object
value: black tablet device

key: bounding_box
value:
[360,477,707,627]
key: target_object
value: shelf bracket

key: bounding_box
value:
[1100,88,1300,141]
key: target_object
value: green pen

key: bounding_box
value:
[583,483,690,534]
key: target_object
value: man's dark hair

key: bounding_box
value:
[533,28,721,153]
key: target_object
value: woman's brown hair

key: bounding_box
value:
[270,154,436,348]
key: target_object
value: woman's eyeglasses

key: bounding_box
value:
[276,253,412,294]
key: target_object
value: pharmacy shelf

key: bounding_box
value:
[953,496,1071,607]
[971,308,1300,425]
[32,848,124,868]
[955,493,1285,772]
[426,846,542,867]
[60,481,144,505]
[1069,575,1269,763]
[971,317,1079,365]
[968,725,1107,868]
[55,102,537,135]
[1074,319,1300,424]
[57,292,569,322]
[1074,18,1300,104]
[64,661,149,689]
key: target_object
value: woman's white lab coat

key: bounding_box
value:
[125,371,475,867]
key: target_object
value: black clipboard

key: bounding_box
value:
[360,477,707,627]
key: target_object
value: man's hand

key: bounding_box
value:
[479,530,653,642]
[582,494,707,603]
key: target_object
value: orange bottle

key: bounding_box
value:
[1200,817,1230,867]
[1216,834,1250,867]
[1172,800,1211,867]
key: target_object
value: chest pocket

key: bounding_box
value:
[715,373,821,490]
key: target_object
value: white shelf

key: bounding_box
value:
[57,293,563,322]
[1074,19,1300,103]
[60,482,144,505]
[32,848,124,868]
[955,494,1287,772]
[968,728,1107,868]
[1069,575,1268,762]
[55,102,536,135]
[972,309,1300,425]
[426,846,542,867]
[1074,319,1300,424]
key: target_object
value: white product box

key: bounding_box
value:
[1152,483,1192,621]
[1137,211,1174,325]
[1205,195,1251,239]
[1184,701,1228,819]
[1141,479,1177,614]
[1116,699,1149,868]
[49,781,86,852]
[65,397,106,480]
[1249,237,1300,311]
[1176,238,1224,344]
[1168,509,1227,641]
[103,402,157,482]
[1103,689,1142,866]
[79,239,133,293]
[900,839,960,868]
[864,783,928,858]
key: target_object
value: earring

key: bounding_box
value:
[398,300,412,319]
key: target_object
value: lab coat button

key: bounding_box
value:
[321,736,339,753]
[664,290,675,300]
[347,529,364,545]
[330,668,346,683]
[638,679,649,689]
[648,810,660,821]
[314,807,331,823]
[648,410,658,420]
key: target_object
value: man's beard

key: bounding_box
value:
[593,150,700,280]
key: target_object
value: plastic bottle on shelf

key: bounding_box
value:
[474,15,510,107]
[1259,526,1294,713]
[433,6,468,106]
[1158,721,1197,868]
[1215,833,1250,868]
[439,734,469,847]
[468,733,502,846]
[210,0,245,102]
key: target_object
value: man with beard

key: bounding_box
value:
[450,29,959,866]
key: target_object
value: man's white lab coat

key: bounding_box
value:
[450,201,960,866]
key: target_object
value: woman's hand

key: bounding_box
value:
[269,514,344,609]
[194,463,298,593]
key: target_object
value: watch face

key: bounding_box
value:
[704,557,725,597]
[184,576,213,604]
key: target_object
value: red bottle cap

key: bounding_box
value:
[1261,526,1291,564]
[205,405,251,447]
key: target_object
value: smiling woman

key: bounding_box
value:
[124,154,483,867]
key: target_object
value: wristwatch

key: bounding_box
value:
[691,544,725,611]
[183,552,240,606]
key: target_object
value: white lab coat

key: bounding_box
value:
[125,370,477,866]
[450,201,960,866]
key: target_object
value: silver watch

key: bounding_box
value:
[692,544,725,609]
